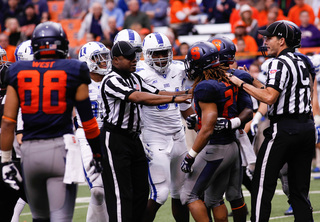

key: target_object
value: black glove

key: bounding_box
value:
[214,117,231,133]
[2,162,23,190]
[181,153,195,173]
[186,114,198,129]
[86,154,103,182]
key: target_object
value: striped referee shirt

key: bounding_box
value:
[266,49,312,117]
[101,67,159,132]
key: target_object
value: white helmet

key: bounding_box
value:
[15,40,34,61]
[114,29,142,47]
[0,45,8,63]
[114,29,142,61]
[142,32,173,74]
[78,41,111,75]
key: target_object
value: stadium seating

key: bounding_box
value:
[48,1,64,22]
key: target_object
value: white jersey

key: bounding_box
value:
[136,60,191,134]
[309,54,320,104]
[77,79,104,129]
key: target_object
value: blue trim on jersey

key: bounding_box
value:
[154,32,164,46]
[148,166,157,201]
[83,164,93,189]
[128,29,135,41]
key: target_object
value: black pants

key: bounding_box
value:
[100,126,149,222]
[0,159,27,222]
[250,117,314,222]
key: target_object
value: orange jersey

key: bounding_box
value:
[288,4,315,26]
[232,35,258,52]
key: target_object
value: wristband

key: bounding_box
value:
[240,82,246,89]
[230,117,241,129]
[1,150,12,163]
[188,149,198,158]
[171,95,177,103]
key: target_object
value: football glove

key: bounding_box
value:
[214,118,231,132]
[214,117,241,132]
[250,112,263,136]
[181,153,195,173]
[86,154,103,183]
[2,162,23,190]
[186,114,197,129]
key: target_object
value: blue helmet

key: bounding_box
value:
[208,36,236,65]
[184,41,220,80]
[31,21,69,59]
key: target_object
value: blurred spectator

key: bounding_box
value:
[256,11,278,47]
[105,16,119,42]
[257,0,287,26]
[123,0,151,31]
[235,38,246,52]
[31,0,49,22]
[77,2,109,41]
[229,0,259,28]
[277,0,295,16]
[300,10,320,48]
[3,17,27,46]
[178,42,189,56]
[288,0,314,27]
[165,27,180,55]
[0,33,16,62]
[238,4,258,38]
[201,0,235,24]
[170,0,199,35]
[60,0,88,21]
[1,0,24,32]
[19,3,40,39]
[248,60,261,79]
[140,0,168,27]
[232,20,258,52]
[105,0,124,29]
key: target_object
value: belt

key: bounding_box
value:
[269,113,312,123]
[103,122,140,139]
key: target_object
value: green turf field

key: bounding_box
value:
[19,176,320,222]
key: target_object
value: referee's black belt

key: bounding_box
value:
[103,122,140,139]
[269,113,312,123]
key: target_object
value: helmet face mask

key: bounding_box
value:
[143,32,173,74]
[32,22,69,59]
[184,41,220,80]
[0,46,8,65]
[79,41,111,75]
[15,40,34,61]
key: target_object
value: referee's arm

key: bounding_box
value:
[228,75,280,105]
[128,91,192,105]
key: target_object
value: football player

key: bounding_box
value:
[1,22,102,221]
[180,41,240,221]
[77,41,111,222]
[136,32,195,222]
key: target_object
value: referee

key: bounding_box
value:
[100,41,191,222]
[228,21,314,222]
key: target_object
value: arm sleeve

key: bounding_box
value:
[266,59,286,92]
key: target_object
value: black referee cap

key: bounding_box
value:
[258,21,294,39]
[111,41,142,59]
